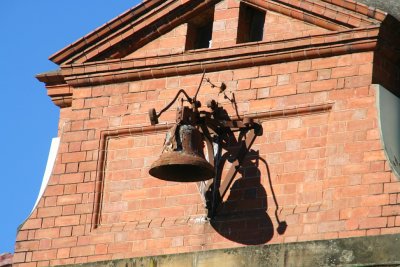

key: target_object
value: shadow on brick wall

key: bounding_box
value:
[201,97,287,245]
[208,149,287,245]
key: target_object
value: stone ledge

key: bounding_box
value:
[59,234,400,267]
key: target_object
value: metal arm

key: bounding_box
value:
[149,89,193,125]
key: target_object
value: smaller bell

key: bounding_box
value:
[149,124,214,182]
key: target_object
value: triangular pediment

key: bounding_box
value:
[50,0,386,66]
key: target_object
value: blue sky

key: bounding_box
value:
[0,0,140,253]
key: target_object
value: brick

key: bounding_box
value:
[41,218,55,229]
[89,233,115,244]
[51,237,77,249]
[303,224,318,234]
[62,131,88,142]
[259,65,272,76]
[94,244,108,255]
[342,164,370,175]
[270,84,296,97]
[22,219,42,230]
[298,61,311,71]
[363,150,386,162]
[59,173,84,184]
[257,88,270,99]
[234,89,257,101]
[66,163,79,173]
[57,248,71,259]
[331,65,358,78]
[32,249,57,261]
[79,161,97,172]
[318,221,345,233]
[344,75,372,88]
[281,128,307,140]
[233,67,259,80]
[277,74,290,85]
[293,71,317,83]
[361,195,389,206]
[84,97,109,108]
[84,118,109,129]
[296,81,311,93]
[68,142,81,152]
[272,62,298,75]
[57,194,82,205]
[352,52,373,64]
[362,172,391,184]
[37,206,62,218]
[358,63,373,75]
[13,252,26,263]
[359,217,387,229]
[62,152,86,163]
[251,76,277,88]
[75,203,92,214]
[388,216,396,227]
[382,205,400,216]
[77,182,94,193]
[74,88,92,98]
[71,110,90,120]
[312,57,338,69]
[344,141,381,153]
[340,185,369,197]
[55,215,80,226]
[103,105,128,117]
[70,245,95,257]
[15,240,39,252]
[368,206,382,217]
[64,184,77,195]
[60,226,73,237]
[310,79,337,92]
[237,79,251,90]
[336,54,352,66]
[317,69,331,80]
[16,231,29,241]
[35,228,60,239]
[381,227,400,235]
[108,242,133,254]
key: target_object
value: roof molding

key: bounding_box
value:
[49,0,168,65]
[59,27,379,88]
[245,0,379,30]
[48,0,383,66]
[320,0,387,21]
[51,0,222,65]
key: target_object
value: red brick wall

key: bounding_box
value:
[13,1,400,266]
[126,0,327,56]
[13,50,400,266]
[263,11,328,42]
[126,24,188,59]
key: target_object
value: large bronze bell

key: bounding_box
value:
[149,124,215,182]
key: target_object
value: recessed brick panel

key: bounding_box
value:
[99,133,206,227]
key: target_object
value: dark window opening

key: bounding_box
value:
[237,3,266,44]
[186,9,214,50]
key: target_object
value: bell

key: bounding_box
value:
[149,124,214,182]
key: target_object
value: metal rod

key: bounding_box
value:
[157,89,192,119]
[218,128,257,198]
[193,70,206,103]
